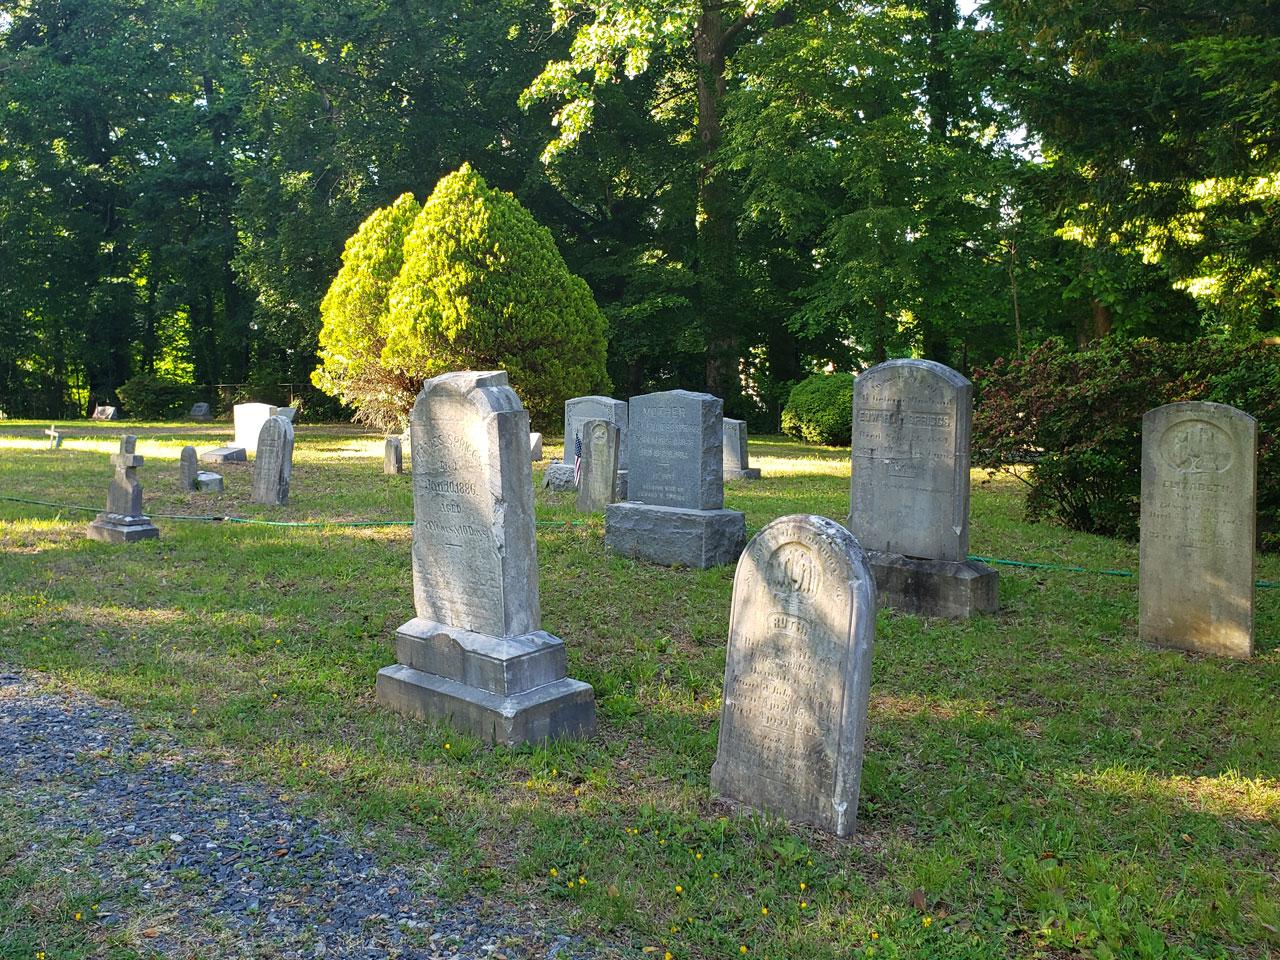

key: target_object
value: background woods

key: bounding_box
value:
[1,0,1277,423]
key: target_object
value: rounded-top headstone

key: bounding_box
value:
[409,370,539,638]
[1139,400,1256,658]
[849,359,973,562]
[711,515,876,837]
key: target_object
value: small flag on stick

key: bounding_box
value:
[573,433,583,487]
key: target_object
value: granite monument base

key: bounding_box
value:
[86,513,160,543]
[866,551,998,618]
[605,502,746,569]
[724,467,761,481]
[201,446,246,464]
[375,617,595,746]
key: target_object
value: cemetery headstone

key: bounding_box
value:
[44,425,62,449]
[375,370,596,746]
[384,436,404,475]
[711,515,876,837]
[250,415,294,505]
[544,395,629,492]
[604,390,745,568]
[576,419,620,512]
[848,359,997,617]
[179,446,199,491]
[200,445,246,464]
[1139,401,1256,658]
[91,405,118,421]
[723,418,761,480]
[233,402,278,455]
[195,471,224,493]
[189,402,213,421]
[276,406,297,423]
[86,436,160,543]
[530,432,543,461]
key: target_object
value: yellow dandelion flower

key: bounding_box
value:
[923,916,933,928]
[695,852,702,860]
[799,882,806,891]
[740,947,748,955]
[674,885,683,894]
[801,901,808,909]
[550,868,558,877]
[444,743,451,750]
[760,906,768,916]
[578,876,586,886]
[665,953,673,960]
[871,931,879,940]
[74,912,82,921]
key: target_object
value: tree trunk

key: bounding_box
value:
[694,6,739,403]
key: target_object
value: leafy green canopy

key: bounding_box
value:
[313,166,610,427]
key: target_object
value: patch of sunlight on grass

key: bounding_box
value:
[1073,766,1280,822]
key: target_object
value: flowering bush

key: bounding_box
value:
[973,336,1280,546]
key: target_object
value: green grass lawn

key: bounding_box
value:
[1,421,1277,959]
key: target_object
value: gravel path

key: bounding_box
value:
[0,671,588,959]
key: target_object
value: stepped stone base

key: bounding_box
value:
[867,551,999,619]
[376,618,595,746]
[605,502,746,569]
[724,467,761,481]
[86,513,159,544]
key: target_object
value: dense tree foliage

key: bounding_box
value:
[1,0,1275,422]
[314,166,609,428]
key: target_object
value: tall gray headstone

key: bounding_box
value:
[605,390,745,568]
[86,436,159,543]
[376,370,595,746]
[179,445,199,491]
[576,419,620,512]
[723,418,761,481]
[384,436,404,475]
[233,402,278,455]
[711,515,875,837]
[250,415,294,505]
[530,432,543,461]
[1140,401,1256,658]
[848,359,997,617]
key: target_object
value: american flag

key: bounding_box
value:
[573,433,583,486]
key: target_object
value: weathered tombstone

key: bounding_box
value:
[200,445,246,464]
[250,415,294,505]
[723,418,761,481]
[848,359,997,618]
[384,436,404,475]
[86,436,160,543]
[91,405,118,421]
[576,419,620,512]
[711,515,875,837]
[189,402,213,421]
[375,371,595,746]
[1139,401,1256,658]
[195,471,224,493]
[179,445,199,491]
[43,425,62,449]
[605,390,746,568]
[529,432,543,461]
[276,406,297,423]
[233,402,278,455]
[544,396,630,491]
